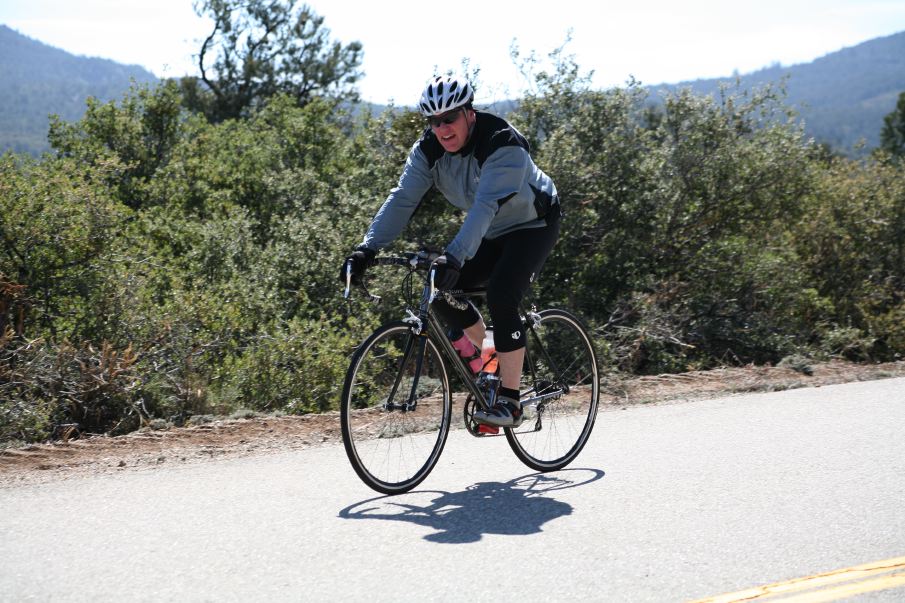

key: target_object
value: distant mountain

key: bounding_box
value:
[0,25,158,155]
[649,31,905,153]
[2,24,904,156]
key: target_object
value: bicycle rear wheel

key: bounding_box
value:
[340,321,451,495]
[506,309,599,471]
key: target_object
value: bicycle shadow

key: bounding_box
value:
[338,468,605,544]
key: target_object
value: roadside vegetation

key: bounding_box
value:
[1,2,904,446]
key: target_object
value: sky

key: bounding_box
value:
[2,0,905,106]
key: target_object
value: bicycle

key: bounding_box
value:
[340,249,600,495]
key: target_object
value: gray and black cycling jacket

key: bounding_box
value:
[360,111,559,263]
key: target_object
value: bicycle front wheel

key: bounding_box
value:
[506,309,599,471]
[340,321,451,495]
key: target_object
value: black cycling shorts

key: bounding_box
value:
[432,211,560,352]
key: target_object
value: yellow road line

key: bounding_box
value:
[777,572,905,603]
[690,555,905,603]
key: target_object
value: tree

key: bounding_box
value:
[880,91,905,157]
[183,0,363,122]
[48,81,185,210]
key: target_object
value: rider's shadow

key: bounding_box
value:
[338,469,605,544]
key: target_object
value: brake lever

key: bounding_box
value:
[344,262,352,299]
[343,262,381,304]
[429,267,437,303]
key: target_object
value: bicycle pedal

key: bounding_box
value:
[477,424,500,435]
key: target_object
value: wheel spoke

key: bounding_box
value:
[341,324,451,494]
[506,310,599,471]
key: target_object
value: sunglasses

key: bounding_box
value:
[427,109,463,128]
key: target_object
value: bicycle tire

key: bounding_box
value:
[505,309,599,471]
[340,321,452,495]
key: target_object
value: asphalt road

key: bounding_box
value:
[2,377,904,602]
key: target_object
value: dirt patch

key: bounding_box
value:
[2,360,904,486]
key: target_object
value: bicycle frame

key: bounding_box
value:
[425,292,568,418]
[346,254,567,419]
[391,276,497,413]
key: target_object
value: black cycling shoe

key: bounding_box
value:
[473,399,523,428]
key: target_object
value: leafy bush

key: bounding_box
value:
[514,50,820,372]
[793,154,905,359]
[216,316,365,414]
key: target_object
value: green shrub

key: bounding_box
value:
[818,325,875,361]
[216,316,366,414]
[867,301,905,358]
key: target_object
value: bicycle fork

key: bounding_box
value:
[383,329,429,412]
[383,286,437,413]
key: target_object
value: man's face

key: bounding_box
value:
[429,108,472,153]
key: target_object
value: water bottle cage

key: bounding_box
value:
[462,350,481,364]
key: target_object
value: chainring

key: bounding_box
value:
[463,394,492,437]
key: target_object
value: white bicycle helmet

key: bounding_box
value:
[418,75,474,117]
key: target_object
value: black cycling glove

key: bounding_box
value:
[430,254,461,290]
[340,247,376,283]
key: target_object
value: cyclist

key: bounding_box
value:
[341,74,561,428]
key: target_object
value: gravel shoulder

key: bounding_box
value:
[2,360,904,487]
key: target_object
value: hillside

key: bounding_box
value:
[1,25,904,156]
[650,31,905,153]
[0,25,158,155]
